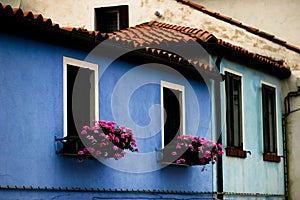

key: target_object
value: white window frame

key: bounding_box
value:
[63,56,99,137]
[260,81,279,154]
[160,80,186,148]
[223,68,245,149]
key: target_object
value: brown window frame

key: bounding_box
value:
[225,71,247,158]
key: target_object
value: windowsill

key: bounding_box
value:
[225,147,247,158]
[157,148,210,166]
[160,162,190,167]
[263,153,281,162]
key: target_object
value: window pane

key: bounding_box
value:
[163,87,181,147]
[262,84,277,153]
[101,12,119,32]
[225,72,242,148]
[95,6,128,32]
[67,65,95,137]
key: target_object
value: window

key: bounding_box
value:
[224,71,247,158]
[63,57,99,151]
[161,81,185,148]
[95,5,128,32]
[262,84,280,162]
[225,71,243,148]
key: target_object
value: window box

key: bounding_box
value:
[62,136,85,156]
[159,148,210,166]
[263,153,281,162]
[225,147,247,158]
[157,135,223,166]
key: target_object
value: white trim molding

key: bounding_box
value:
[160,80,185,148]
[63,56,99,137]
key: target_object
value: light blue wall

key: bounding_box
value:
[0,33,215,199]
[219,58,285,196]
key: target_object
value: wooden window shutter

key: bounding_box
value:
[119,5,129,29]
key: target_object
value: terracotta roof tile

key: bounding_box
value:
[217,39,290,78]
[23,11,33,19]
[12,7,23,17]
[175,0,300,54]
[3,4,13,13]
[0,3,291,78]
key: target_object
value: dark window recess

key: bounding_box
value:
[65,65,95,155]
[225,72,247,158]
[95,5,129,32]
[163,87,182,147]
[225,72,243,149]
[262,84,278,161]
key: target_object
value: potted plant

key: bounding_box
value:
[161,135,223,166]
[77,120,138,161]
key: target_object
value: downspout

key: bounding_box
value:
[283,82,300,200]
[215,55,223,200]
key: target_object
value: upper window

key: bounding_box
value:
[63,57,99,139]
[161,81,185,148]
[225,71,243,149]
[95,5,129,32]
[262,84,277,154]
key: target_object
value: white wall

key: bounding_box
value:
[281,72,300,200]
[190,0,300,47]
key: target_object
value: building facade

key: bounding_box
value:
[0,1,297,199]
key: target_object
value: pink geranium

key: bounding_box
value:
[163,135,223,166]
[77,120,138,161]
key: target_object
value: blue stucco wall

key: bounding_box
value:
[219,58,285,197]
[0,33,215,199]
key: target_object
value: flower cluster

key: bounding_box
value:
[78,120,138,160]
[164,135,223,166]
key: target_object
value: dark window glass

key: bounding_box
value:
[95,5,129,32]
[262,84,277,153]
[225,71,243,148]
[67,65,95,137]
[163,87,182,147]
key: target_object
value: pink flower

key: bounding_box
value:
[125,128,132,134]
[171,151,177,156]
[198,146,203,152]
[176,158,186,164]
[200,137,207,144]
[113,146,119,151]
[204,151,211,158]
[88,147,95,153]
[218,143,223,149]
[176,143,182,149]
[77,120,138,161]
[188,144,194,149]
